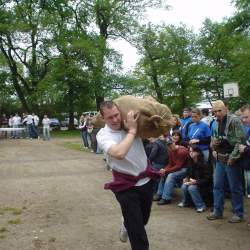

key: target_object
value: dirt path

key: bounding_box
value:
[0,138,249,250]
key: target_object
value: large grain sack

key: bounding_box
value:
[91,95,173,138]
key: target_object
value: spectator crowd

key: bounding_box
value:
[0,112,51,140]
[144,101,250,226]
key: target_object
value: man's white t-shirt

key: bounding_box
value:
[42,118,50,128]
[97,125,149,187]
[12,116,21,126]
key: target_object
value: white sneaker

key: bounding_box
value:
[178,202,185,208]
[119,222,128,243]
[196,207,206,213]
[247,194,250,199]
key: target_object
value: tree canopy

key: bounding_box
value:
[0,0,249,122]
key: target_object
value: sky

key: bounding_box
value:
[109,0,236,72]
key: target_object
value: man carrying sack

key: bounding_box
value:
[96,101,161,250]
[207,100,245,223]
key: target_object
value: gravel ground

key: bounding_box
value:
[0,137,249,250]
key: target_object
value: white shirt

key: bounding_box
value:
[12,116,21,126]
[8,117,13,127]
[97,125,149,186]
[201,116,213,127]
[26,115,33,125]
[42,118,50,128]
[33,115,39,126]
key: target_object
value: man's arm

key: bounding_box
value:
[108,111,139,160]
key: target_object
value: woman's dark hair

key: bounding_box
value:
[172,130,182,145]
[189,144,204,163]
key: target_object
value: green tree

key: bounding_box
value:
[135,24,199,112]
[82,0,165,108]
[0,1,52,112]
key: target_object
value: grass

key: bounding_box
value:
[7,218,21,225]
[51,130,80,138]
[63,142,86,152]
[0,207,22,215]
[0,227,8,233]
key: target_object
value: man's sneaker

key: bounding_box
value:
[119,222,128,243]
[207,212,223,220]
[153,194,161,201]
[196,207,206,213]
[157,199,171,205]
[178,202,186,208]
[228,214,243,223]
[247,194,250,199]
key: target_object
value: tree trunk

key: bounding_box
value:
[151,68,163,103]
[67,81,75,130]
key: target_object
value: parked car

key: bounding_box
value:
[49,118,60,130]
[82,111,98,117]
[61,117,78,127]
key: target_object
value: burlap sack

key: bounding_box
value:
[91,95,173,139]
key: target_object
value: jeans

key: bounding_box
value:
[43,127,50,140]
[13,125,19,138]
[157,168,187,200]
[81,130,89,147]
[115,180,154,250]
[202,149,209,163]
[31,124,38,138]
[181,184,206,209]
[213,160,244,217]
[244,170,250,195]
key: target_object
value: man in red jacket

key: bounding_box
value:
[154,137,189,205]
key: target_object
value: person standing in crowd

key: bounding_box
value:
[0,114,8,138]
[178,145,213,212]
[21,113,28,138]
[42,114,50,140]
[9,114,14,138]
[12,113,21,139]
[97,101,159,250]
[25,113,34,138]
[239,104,250,198]
[187,108,211,162]
[154,137,189,205]
[79,115,89,148]
[86,116,93,149]
[89,116,102,154]
[201,108,214,127]
[180,107,193,145]
[32,113,40,139]
[238,105,250,227]
[169,114,181,136]
[207,100,245,223]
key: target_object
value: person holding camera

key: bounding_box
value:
[207,100,245,223]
